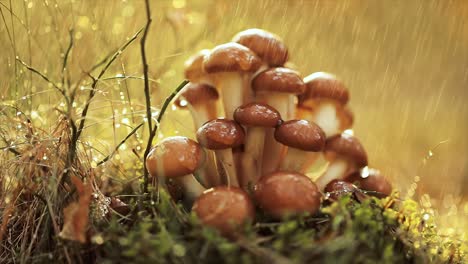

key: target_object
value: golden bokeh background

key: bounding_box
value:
[1,0,467,235]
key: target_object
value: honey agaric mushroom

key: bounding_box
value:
[315,133,368,190]
[196,119,245,187]
[254,171,321,219]
[184,49,214,86]
[275,119,326,172]
[252,67,305,174]
[298,72,351,138]
[232,28,289,67]
[234,103,282,186]
[203,43,262,118]
[174,82,220,129]
[192,186,255,237]
[324,180,366,202]
[146,137,206,203]
[345,167,392,198]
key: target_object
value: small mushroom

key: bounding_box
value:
[298,72,352,138]
[108,197,131,216]
[184,49,214,86]
[203,43,262,118]
[234,103,282,187]
[232,28,289,67]
[315,133,368,190]
[192,186,255,237]
[254,171,321,219]
[274,119,326,172]
[146,137,206,204]
[324,180,366,202]
[252,67,305,174]
[345,167,392,198]
[196,119,245,187]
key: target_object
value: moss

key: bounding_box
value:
[92,192,465,264]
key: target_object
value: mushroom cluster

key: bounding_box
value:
[146,29,392,237]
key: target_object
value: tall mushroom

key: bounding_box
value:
[203,43,262,118]
[315,133,368,190]
[196,119,245,187]
[252,67,305,174]
[274,119,326,172]
[345,167,392,198]
[298,72,352,138]
[254,171,321,219]
[174,83,221,187]
[232,28,289,67]
[192,186,255,238]
[233,103,282,187]
[184,49,214,86]
[146,137,206,204]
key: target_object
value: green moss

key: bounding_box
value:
[93,192,466,264]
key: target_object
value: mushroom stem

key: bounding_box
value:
[301,101,341,138]
[175,174,206,202]
[240,127,266,187]
[216,73,249,119]
[187,104,218,129]
[315,158,349,190]
[214,149,240,187]
[280,148,320,173]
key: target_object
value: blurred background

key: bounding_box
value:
[1,0,466,235]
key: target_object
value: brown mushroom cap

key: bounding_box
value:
[254,171,321,219]
[174,82,219,108]
[233,103,282,127]
[299,72,349,106]
[252,67,305,94]
[184,49,210,81]
[108,197,131,216]
[232,28,288,67]
[146,136,205,178]
[196,119,245,150]
[274,120,325,151]
[192,186,255,237]
[325,134,368,167]
[324,180,361,201]
[203,42,262,74]
[345,168,392,198]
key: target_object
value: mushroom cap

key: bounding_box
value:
[146,136,205,178]
[345,168,392,198]
[324,180,361,201]
[108,197,131,216]
[174,82,219,108]
[184,49,210,81]
[203,42,262,74]
[192,186,255,237]
[233,102,282,127]
[252,67,305,94]
[196,119,245,150]
[254,171,321,219]
[274,120,325,151]
[325,133,368,167]
[232,28,288,67]
[299,72,349,106]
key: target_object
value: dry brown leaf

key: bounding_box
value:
[59,175,92,243]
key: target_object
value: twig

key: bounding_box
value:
[141,0,153,194]
[15,58,63,94]
[61,29,74,87]
[96,122,144,166]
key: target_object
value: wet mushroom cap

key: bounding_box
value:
[324,180,360,201]
[325,134,368,167]
[345,168,392,198]
[184,49,210,81]
[196,119,245,150]
[203,42,262,74]
[174,82,219,108]
[233,102,282,127]
[252,67,305,94]
[274,120,326,151]
[232,28,288,66]
[299,72,349,106]
[254,171,321,219]
[146,136,205,178]
[192,186,255,236]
